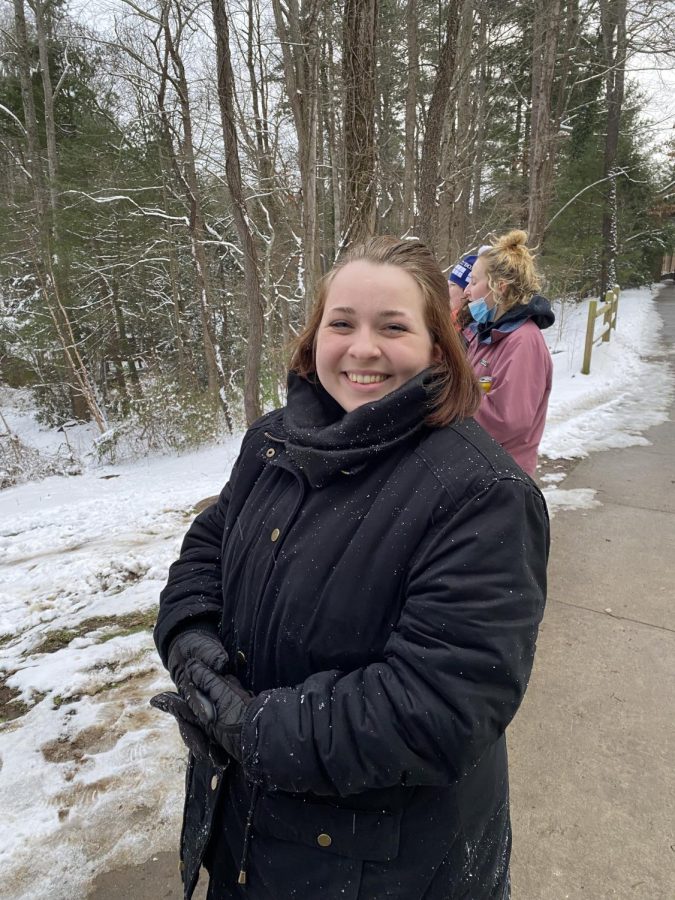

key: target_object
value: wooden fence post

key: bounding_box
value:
[581,299,597,375]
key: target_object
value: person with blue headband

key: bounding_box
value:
[447,254,477,330]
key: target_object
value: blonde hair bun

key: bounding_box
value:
[495,229,529,252]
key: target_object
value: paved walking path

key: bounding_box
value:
[509,281,675,899]
[89,284,675,900]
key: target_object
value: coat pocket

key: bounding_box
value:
[254,791,402,862]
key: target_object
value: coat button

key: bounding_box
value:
[317,833,332,848]
[236,649,246,666]
[211,774,219,791]
[265,448,275,458]
[270,528,280,542]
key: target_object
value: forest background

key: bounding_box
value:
[1,0,674,467]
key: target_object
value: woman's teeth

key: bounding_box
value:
[346,373,389,384]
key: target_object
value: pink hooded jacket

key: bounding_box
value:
[464,296,554,477]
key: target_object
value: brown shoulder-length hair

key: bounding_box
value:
[290,236,481,426]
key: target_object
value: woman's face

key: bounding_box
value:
[315,261,437,413]
[448,281,468,312]
[468,257,497,308]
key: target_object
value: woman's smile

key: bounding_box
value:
[344,371,390,385]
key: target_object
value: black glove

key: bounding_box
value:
[167,628,228,694]
[184,660,253,763]
[150,691,230,767]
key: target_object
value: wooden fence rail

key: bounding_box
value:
[581,284,620,375]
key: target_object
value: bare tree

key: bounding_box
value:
[11,0,107,428]
[527,0,563,248]
[599,0,627,296]
[438,0,475,267]
[321,15,343,260]
[341,0,378,249]
[272,0,321,316]
[402,0,418,235]
[418,0,463,250]
[153,0,232,426]
[211,0,265,424]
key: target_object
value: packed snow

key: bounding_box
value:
[0,285,672,898]
[539,285,673,511]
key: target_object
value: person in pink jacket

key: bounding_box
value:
[463,230,554,477]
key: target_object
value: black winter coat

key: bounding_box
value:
[154,372,549,900]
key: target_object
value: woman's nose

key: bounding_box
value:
[348,328,381,359]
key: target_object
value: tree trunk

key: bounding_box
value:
[402,0,418,235]
[440,0,474,267]
[341,0,378,250]
[13,0,105,430]
[166,221,196,392]
[418,0,463,250]
[322,29,342,260]
[212,0,265,425]
[471,11,487,227]
[527,0,562,248]
[12,0,46,228]
[271,0,321,317]
[157,3,232,427]
[33,0,59,219]
[599,0,627,297]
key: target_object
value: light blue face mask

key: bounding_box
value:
[468,298,496,325]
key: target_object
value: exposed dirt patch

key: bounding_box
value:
[42,723,120,763]
[193,495,218,515]
[0,679,29,723]
[54,775,118,809]
[86,668,155,698]
[34,608,157,655]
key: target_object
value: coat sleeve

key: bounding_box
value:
[241,476,549,797]
[153,481,231,666]
[473,327,552,445]
[153,414,278,664]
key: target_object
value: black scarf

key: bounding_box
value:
[281,369,436,488]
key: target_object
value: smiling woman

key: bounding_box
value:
[313,260,436,412]
[292,237,480,425]
[152,236,550,900]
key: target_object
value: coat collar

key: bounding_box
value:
[467,293,555,345]
[279,370,435,488]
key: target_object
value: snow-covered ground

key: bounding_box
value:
[539,285,674,511]
[0,285,672,899]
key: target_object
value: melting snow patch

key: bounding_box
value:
[542,486,600,513]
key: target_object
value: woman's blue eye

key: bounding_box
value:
[385,323,407,332]
[329,320,351,329]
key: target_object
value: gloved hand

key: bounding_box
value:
[167,628,228,694]
[184,660,253,763]
[150,691,230,767]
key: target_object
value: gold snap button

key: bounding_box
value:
[270,528,280,542]
[210,775,219,791]
[236,649,246,666]
[265,448,275,458]
[317,833,332,848]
